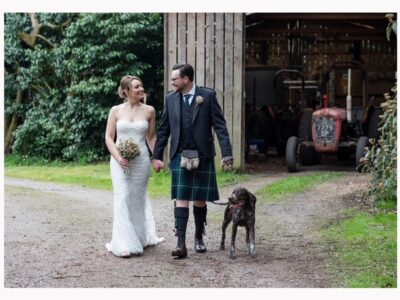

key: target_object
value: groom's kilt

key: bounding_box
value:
[170,154,219,201]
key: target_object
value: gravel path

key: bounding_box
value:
[4,160,370,287]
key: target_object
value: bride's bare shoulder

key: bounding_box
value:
[111,103,125,112]
[108,104,124,119]
[143,103,155,113]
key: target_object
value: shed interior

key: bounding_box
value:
[244,13,397,161]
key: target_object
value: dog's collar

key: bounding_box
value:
[229,201,246,210]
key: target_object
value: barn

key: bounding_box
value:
[163,13,397,169]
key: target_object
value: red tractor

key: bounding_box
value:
[285,61,378,172]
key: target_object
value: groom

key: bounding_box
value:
[152,63,233,259]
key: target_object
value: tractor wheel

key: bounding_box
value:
[356,136,369,172]
[286,136,300,172]
[298,110,313,140]
[298,111,320,165]
[367,107,383,140]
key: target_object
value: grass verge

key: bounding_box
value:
[4,155,251,198]
[321,208,397,287]
[256,172,344,203]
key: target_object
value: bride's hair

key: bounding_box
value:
[118,75,146,103]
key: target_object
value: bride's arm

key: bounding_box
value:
[146,106,157,154]
[105,107,129,167]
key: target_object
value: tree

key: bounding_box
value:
[5,13,163,162]
[4,13,73,153]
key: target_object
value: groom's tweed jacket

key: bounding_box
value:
[153,86,232,160]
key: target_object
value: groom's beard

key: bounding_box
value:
[172,84,182,93]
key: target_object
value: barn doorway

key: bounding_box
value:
[244,13,397,165]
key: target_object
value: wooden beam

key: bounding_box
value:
[233,13,245,169]
[205,13,215,88]
[177,13,187,63]
[187,13,196,68]
[246,13,393,21]
[224,13,234,151]
[196,13,205,86]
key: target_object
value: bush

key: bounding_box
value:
[361,17,397,206]
[361,88,397,204]
[6,13,163,162]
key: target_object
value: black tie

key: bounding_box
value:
[183,94,191,108]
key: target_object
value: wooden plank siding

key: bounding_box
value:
[164,13,245,169]
[195,14,205,87]
[233,13,245,169]
[213,14,225,162]
[223,13,234,166]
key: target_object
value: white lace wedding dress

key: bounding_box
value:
[106,120,164,256]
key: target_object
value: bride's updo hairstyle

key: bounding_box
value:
[118,75,145,103]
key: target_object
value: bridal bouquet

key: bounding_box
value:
[117,138,141,174]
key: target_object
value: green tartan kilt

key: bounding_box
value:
[169,154,219,201]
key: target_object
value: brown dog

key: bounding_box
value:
[219,187,257,259]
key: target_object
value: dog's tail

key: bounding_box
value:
[211,200,229,205]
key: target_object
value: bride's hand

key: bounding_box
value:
[152,159,164,172]
[118,157,130,168]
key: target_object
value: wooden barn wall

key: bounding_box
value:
[164,13,245,168]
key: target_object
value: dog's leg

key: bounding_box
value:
[245,224,250,250]
[220,209,231,251]
[245,224,252,254]
[230,222,238,259]
[249,223,257,258]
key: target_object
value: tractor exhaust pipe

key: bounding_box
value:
[346,68,352,123]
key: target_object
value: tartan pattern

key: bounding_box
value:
[170,154,219,201]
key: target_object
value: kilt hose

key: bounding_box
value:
[170,154,219,202]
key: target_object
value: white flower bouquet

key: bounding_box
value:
[117,138,141,174]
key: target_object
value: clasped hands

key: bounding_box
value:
[152,159,164,172]
[221,156,234,172]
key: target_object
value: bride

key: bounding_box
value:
[105,75,164,257]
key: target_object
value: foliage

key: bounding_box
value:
[361,89,397,203]
[361,20,397,205]
[5,13,163,162]
[321,209,397,287]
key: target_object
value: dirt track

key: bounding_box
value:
[4,158,371,287]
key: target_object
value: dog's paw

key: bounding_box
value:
[220,244,225,251]
[249,246,257,258]
[230,249,237,259]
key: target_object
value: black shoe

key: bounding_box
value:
[172,232,188,258]
[171,245,188,258]
[195,238,207,253]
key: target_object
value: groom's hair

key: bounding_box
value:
[172,63,194,82]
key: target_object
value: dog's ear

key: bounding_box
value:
[249,192,256,209]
